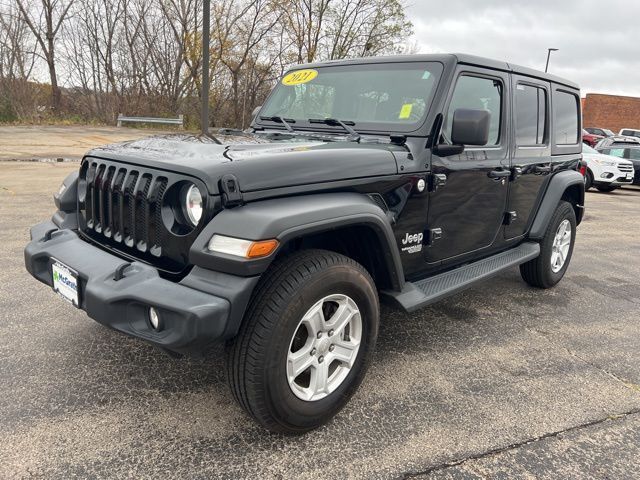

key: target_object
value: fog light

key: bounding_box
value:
[148,307,161,330]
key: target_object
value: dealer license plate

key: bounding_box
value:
[52,260,79,307]
[627,172,634,179]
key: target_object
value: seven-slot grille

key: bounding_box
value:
[79,159,168,258]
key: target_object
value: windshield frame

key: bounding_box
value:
[254,61,445,136]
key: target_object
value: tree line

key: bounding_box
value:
[0,0,413,129]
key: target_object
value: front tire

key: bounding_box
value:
[227,249,379,434]
[520,201,576,289]
[584,170,593,190]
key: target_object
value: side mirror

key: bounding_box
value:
[451,108,490,146]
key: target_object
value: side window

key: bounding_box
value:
[608,148,625,158]
[554,91,579,145]
[515,83,547,146]
[621,130,631,136]
[444,75,502,146]
[628,149,640,160]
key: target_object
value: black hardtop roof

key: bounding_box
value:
[293,53,579,90]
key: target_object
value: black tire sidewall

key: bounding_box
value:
[262,263,378,431]
[540,202,576,286]
[584,170,593,190]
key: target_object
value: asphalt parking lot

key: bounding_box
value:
[1,161,640,479]
[0,126,166,161]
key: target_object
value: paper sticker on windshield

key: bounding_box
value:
[282,69,318,86]
[399,104,413,119]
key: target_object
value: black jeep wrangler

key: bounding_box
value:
[25,54,585,433]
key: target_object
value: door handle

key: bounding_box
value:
[510,166,523,181]
[488,169,511,179]
[534,165,551,174]
[428,173,447,192]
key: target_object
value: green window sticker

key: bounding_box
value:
[399,104,413,119]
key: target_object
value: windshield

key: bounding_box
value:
[258,62,444,133]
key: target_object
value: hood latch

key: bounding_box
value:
[220,174,244,207]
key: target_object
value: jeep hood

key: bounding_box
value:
[87,133,399,195]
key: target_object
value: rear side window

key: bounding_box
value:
[515,84,546,145]
[554,91,579,145]
[608,148,625,158]
[444,75,502,146]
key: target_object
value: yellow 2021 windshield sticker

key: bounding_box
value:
[282,69,318,86]
[399,103,413,119]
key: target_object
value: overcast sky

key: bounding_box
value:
[406,0,640,98]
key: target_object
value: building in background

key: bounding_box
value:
[582,93,640,132]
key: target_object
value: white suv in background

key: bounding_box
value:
[582,144,635,192]
[619,128,640,139]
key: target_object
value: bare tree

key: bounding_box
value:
[15,0,74,113]
[326,0,412,60]
[2,0,413,127]
[284,0,331,63]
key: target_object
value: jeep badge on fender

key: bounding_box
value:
[24,54,585,434]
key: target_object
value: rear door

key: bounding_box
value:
[424,67,510,263]
[505,76,552,239]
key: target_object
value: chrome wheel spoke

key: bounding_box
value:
[287,345,314,379]
[330,340,359,367]
[325,302,356,335]
[550,219,572,273]
[310,361,330,396]
[301,301,325,337]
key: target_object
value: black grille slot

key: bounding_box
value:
[111,168,126,241]
[93,164,106,233]
[135,174,152,251]
[101,166,116,237]
[124,171,139,247]
[150,177,168,257]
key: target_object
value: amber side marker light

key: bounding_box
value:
[207,235,279,259]
[247,239,279,258]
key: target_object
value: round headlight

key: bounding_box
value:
[184,184,203,226]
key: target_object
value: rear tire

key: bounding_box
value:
[520,201,576,289]
[226,249,379,434]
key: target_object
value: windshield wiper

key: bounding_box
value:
[259,115,296,132]
[308,118,361,142]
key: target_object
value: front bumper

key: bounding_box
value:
[24,220,258,355]
[593,166,634,186]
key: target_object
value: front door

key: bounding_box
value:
[424,67,510,264]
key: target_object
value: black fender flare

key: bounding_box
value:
[529,170,585,240]
[189,192,405,290]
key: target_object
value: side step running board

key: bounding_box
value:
[382,242,540,313]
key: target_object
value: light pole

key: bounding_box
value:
[201,0,210,136]
[545,48,558,73]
